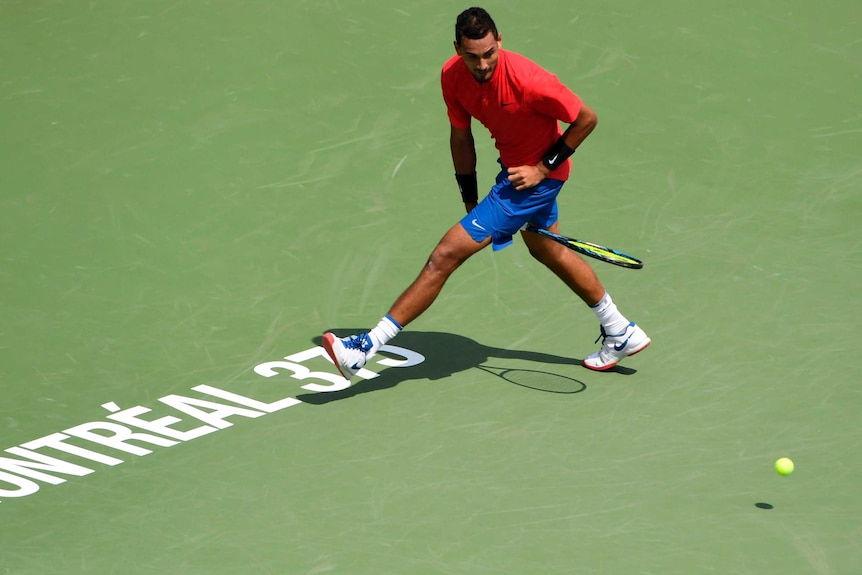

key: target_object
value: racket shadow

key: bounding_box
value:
[297,330,635,404]
[476,365,587,394]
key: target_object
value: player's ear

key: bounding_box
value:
[453,40,461,55]
[497,34,503,49]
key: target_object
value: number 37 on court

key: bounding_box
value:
[252,345,425,393]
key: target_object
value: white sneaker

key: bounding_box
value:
[583,322,650,371]
[322,332,373,380]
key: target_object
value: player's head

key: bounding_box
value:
[455,7,498,44]
[454,7,502,83]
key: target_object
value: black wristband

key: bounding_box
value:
[541,137,576,170]
[455,172,478,203]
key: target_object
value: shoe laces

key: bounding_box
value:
[344,333,373,353]
[594,325,630,345]
[594,325,608,345]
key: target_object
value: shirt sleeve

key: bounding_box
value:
[441,68,471,130]
[524,70,582,124]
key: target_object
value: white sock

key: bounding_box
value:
[368,314,402,355]
[590,292,630,335]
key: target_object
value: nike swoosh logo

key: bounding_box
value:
[471,219,486,231]
[500,102,513,107]
[613,334,633,352]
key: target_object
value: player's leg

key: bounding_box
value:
[520,221,605,305]
[323,221,490,380]
[520,220,650,371]
[387,222,490,327]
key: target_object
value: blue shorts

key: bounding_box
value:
[460,163,564,251]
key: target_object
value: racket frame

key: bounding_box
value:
[524,225,644,269]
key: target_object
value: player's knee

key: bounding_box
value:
[426,242,468,276]
[426,247,458,275]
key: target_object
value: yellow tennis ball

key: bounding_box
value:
[775,457,794,476]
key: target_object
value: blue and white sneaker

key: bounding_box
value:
[322,332,373,380]
[583,322,650,371]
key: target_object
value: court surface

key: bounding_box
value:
[1,1,860,573]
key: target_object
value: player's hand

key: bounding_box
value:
[507,164,550,191]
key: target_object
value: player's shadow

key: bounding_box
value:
[296,330,635,404]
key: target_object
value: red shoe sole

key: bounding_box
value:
[322,332,350,380]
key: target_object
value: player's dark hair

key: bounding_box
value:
[455,7,498,44]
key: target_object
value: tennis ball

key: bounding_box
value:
[775,457,794,476]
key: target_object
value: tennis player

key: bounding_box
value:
[324,7,649,377]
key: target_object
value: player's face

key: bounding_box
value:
[455,32,502,83]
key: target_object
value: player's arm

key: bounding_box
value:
[507,103,598,191]
[451,124,479,213]
[543,103,598,173]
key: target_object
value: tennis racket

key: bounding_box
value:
[524,225,644,269]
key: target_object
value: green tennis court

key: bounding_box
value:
[2,1,860,573]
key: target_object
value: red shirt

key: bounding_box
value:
[441,49,582,181]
